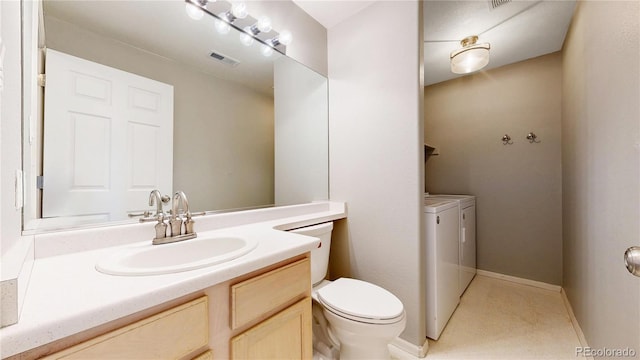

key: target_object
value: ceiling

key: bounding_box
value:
[293,0,576,86]
[44,0,284,95]
[292,0,376,29]
[47,1,577,90]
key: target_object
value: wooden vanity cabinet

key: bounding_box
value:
[22,254,312,360]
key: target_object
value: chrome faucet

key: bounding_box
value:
[170,191,189,236]
[151,190,197,245]
[149,190,164,216]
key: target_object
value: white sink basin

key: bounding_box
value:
[96,235,258,276]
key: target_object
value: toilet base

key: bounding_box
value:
[322,309,406,360]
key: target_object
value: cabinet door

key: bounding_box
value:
[231,297,312,360]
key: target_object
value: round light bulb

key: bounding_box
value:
[231,2,248,19]
[278,30,293,46]
[261,44,274,57]
[214,19,231,34]
[240,27,254,46]
[257,16,272,33]
[185,2,204,20]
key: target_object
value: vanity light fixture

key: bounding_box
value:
[214,19,231,34]
[184,0,291,55]
[261,44,274,57]
[185,0,210,21]
[227,2,249,21]
[248,16,272,35]
[239,27,255,46]
[450,35,490,74]
[215,2,247,34]
[267,30,293,47]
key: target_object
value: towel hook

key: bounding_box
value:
[526,132,541,143]
[502,134,513,145]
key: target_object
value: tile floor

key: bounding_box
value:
[393,275,583,360]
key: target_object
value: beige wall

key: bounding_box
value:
[247,0,327,76]
[562,0,639,351]
[274,58,328,206]
[328,1,426,347]
[424,52,563,285]
[45,16,275,213]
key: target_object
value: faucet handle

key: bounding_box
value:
[184,212,195,235]
[169,217,183,237]
[154,214,168,239]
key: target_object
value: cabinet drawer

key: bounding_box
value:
[231,258,310,329]
[43,296,209,360]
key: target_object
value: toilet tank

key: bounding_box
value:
[290,222,333,286]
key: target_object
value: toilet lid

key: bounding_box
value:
[317,278,404,324]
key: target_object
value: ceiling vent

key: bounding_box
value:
[489,0,512,10]
[208,51,240,67]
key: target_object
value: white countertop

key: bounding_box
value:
[0,202,346,358]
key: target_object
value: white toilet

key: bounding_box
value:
[291,222,406,360]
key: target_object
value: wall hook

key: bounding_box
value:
[502,134,513,145]
[526,132,541,143]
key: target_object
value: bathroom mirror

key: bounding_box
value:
[22,0,329,232]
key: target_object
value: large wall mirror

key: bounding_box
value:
[22,0,329,232]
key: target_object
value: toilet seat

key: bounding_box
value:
[317,278,404,325]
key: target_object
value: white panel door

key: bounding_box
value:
[43,49,173,221]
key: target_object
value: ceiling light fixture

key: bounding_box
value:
[450,35,490,74]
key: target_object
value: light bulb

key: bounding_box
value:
[185,2,204,20]
[214,19,231,34]
[256,16,272,33]
[231,2,248,19]
[261,44,274,57]
[277,30,292,46]
[240,27,254,46]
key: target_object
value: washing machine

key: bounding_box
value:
[426,194,477,296]
[424,198,460,340]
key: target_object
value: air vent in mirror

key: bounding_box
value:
[208,51,240,67]
[489,0,511,9]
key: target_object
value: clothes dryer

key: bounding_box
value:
[426,194,477,296]
[424,198,460,340]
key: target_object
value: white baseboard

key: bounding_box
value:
[476,270,562,292]
[390,336,429,359]
[561,288,592,358]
